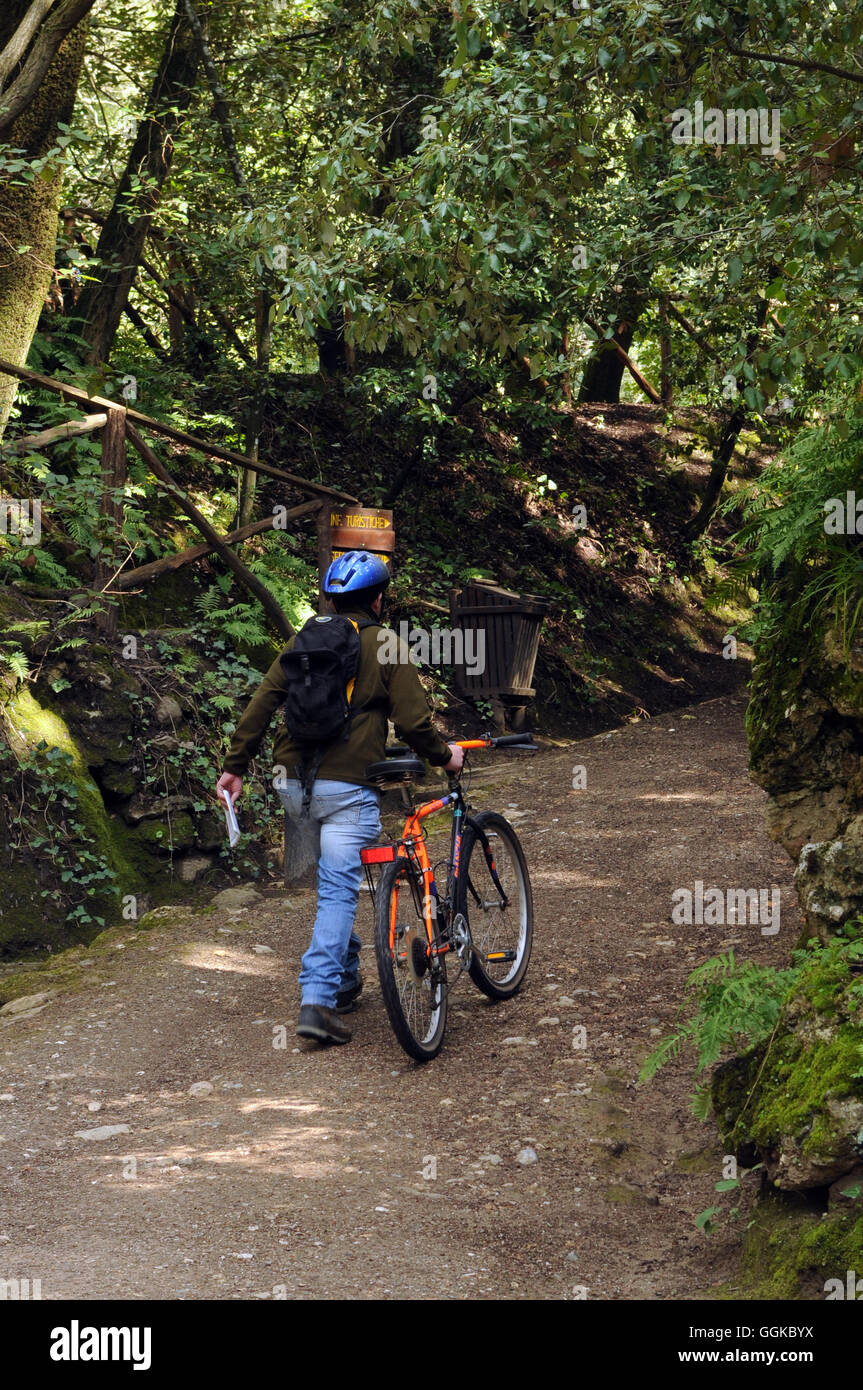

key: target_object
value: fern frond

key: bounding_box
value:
[639,1021,697,1083]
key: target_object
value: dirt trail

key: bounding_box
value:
[0,694,798,1301]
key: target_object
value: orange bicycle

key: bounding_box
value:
[361,734,536,1061]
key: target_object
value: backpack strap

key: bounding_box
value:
[295,747,327,819]
[344,619,377,711]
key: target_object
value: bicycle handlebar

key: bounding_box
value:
[456,733,538,751]
[385,734,538,759]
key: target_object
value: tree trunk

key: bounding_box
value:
[682,403,747,542]
[0,0,88,435]
[180,0,269,529]
[683,297,770,541]
[659,297,673,407]
[316,307,347,374]
[578,319,635,403]
[166,249,193,357]
[0,0,96,133]
[315,503,332,614]
[75,0,199,365]
[237,289,273,529]
[578,279,645,404]
[94,404,126,636]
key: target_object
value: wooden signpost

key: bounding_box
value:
[316,506,395,611]
[329,507,395,563]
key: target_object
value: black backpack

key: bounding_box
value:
[279,614,378,815]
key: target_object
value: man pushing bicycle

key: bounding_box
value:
[215,550,464,1046]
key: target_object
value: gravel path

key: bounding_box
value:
[0,694,798,1300]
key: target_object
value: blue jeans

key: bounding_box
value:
[277,779,381,1009]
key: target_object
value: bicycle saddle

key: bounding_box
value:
[365,757,425,785]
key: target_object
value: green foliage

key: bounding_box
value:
[28,0,858,417]
[0,645,30,681]
[641,924,863,1118]
[728,393,863,652]
[194,589,270,648]
[640,951,798,1095]
[0,737,117,928]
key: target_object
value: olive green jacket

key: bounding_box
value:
[222,606,452,788]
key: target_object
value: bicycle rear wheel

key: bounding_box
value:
[456,811,533,1000]
[374,858,447,1062]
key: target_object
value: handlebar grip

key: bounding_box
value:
[492,734,538,748]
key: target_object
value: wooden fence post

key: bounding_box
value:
[316,502,332,614]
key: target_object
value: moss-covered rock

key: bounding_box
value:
[736,1191,863,1300]
[49,651,142,769]
[127,813,196,855]
[0,686,144,952]
[0,592,280,956]
[747,623,863,940]
[193,811,223,851]
[713,940,863,1191]
[98,760,138,798]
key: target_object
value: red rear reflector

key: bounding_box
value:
[361,845,397,864]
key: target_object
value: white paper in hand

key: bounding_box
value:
[219,789,241,848]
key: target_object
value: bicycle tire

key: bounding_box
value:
[374,857,447,1062]
[456,810,533,1000]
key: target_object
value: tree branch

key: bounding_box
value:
[582,315,661,404]
[113,499,320,589]
[665,302,721,362]
[1,412,106,453]
[123,301,170,362]
[683,298,769,542]
[0,0,56,91]
[728,44,863,86]
[181,0,251,207]
[0,0,96,133]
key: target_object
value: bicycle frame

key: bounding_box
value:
[361,737,518,963]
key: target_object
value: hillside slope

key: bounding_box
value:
[1,395,764,953]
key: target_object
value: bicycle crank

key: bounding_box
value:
[450,912,473,964]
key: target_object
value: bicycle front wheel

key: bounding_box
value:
[456,811,533,1000]
[374,858,447,1062]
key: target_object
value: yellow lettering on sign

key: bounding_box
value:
[330,510,392,529]
[331,549,391,564]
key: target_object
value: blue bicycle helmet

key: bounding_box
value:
[323,549,390,595]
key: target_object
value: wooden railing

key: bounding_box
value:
[0,358,358,639]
